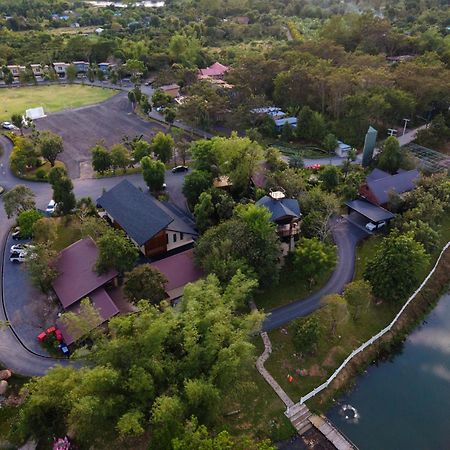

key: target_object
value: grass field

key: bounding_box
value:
[0,84,117,122]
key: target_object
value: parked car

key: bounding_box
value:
[172,165,189,173]
[1,121,15,130]
[10,243,34,253]
[45,199,57,214]
[365,221,386,232]
[11,227,21,240]
[10,252,27,263]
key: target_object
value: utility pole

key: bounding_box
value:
[402,118,411,136]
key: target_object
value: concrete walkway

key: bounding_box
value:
[256,330,357,448]
[256,332,294,408]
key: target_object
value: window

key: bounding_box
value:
[173,234,177,243]
[180,233,184,240]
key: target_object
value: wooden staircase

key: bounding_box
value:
[285,402,313,435]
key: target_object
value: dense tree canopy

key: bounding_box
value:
[364,232,429,302]
[15,273,264,448]
[195,203,280,286]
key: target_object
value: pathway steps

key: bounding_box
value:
[256,330,358,449]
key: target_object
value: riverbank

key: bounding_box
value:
[310,245,450,413]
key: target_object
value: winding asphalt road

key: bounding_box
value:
[262,219,367,331]
[0,94,370,374]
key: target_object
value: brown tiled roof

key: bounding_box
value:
[52,237,118,309]
[57,287,119,345]
[151,249,203,298]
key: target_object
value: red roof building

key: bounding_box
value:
[52,237,120,344]
[151,249,203,301]
[198,62,229,80]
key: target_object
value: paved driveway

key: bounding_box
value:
[34,92,167,178]
[2,235,56,356]
[262,219,367,331]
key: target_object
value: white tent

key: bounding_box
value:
[25,107,46,120]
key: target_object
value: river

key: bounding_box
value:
[327,292,450,450]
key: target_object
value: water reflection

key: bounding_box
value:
[327,293,450,450]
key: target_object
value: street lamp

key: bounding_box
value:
[402,118,411,136]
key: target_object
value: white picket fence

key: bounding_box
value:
[300,241,450,404]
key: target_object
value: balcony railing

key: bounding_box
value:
[277,223,299,237]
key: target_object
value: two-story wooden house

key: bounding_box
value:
[97,180,197,257]
[256,190,301,251]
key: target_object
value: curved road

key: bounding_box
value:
[263,219,367,331]
[0,132,189,375]
[0,100,369,374]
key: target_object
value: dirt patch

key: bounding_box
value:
[322,346,343,368]
[308,364,326,377]
[79,161,95,179]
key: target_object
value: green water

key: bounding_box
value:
[327,292,450,450]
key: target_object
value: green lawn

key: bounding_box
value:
[254,256,334,311]
[219,338,295,442]
[264,301,397,413]
[354,234,383,280]
[0,84,117,121]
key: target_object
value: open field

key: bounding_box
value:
[0,85,117,122]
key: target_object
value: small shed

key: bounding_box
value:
[335,141,352,158]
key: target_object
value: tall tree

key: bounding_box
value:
[48,167,75,215]
[183,170,213,209]
[2,185,35,218]
[110,144,131,173]
[320,294,349,337]
[151,132,174,163]
[364,232,429,302]
[293,237,336,286]
[141,156,165,192]
[124,264,167,304]
[96,228,138,274]
[195,204,280,285]
[377,136,402,174]
[91,143,112,174]
[11,113,24,135]
[39,131,64,167]
[343,280,372,322]
[25,243,59,293]
[17,209,43,238]
[132,139,152,162]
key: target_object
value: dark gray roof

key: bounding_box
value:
[256,196,301,222]
[345,199,395,223]
[97,180,173,246]
[366,169,419,204]
[366,168,390,181]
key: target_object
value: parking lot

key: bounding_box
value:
[2,234,59,356]
[35,92,167,178]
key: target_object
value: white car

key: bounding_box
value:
[10,252,27,263]
[2,121,15,130]
[366,221,386,232]
[46,200,57,214]
[11,227,21,240]
[10,243,34,254]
